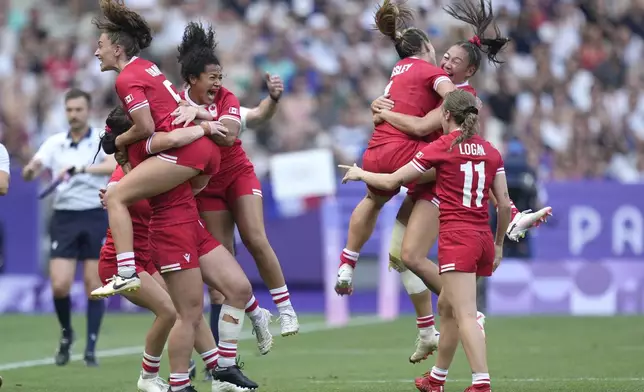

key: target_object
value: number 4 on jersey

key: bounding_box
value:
[460,161,485,208]
[383,80,393,95]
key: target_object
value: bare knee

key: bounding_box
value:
[400,244,424,271]
[365,192,389,209]
[437,293,453,318]
[240,227,270,255]
[230,278,253,306]
[209,288,225,304]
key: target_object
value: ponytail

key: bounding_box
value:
[443,0,510,71]
[441,90,480,150]
[374,0,430,59]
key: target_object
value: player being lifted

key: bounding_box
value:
[341,89,508,392]
[91,1,257,390]
[335,0,456,359]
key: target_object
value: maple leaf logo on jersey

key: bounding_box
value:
[125,94,133,104]
[415,151,424,159]
[229,107,238,115]
[208,105,218,118]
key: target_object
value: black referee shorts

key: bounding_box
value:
[49,208,108,261]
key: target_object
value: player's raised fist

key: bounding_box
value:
[265,73,284,101]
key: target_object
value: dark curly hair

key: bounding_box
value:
[98,106,132,157]
[443,0,510,73]
[92,0,153,58]
[177,22,220,84]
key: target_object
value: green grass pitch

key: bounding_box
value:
[0,313,643,391]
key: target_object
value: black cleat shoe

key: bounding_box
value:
[202,366,213,381]
[54,332,74,366]
[166,386,198,392]
[84,352,99,367]
[188,359,196,380]
[211,365,258,391]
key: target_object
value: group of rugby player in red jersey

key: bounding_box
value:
[85,0,551,391]
[337,1,552,392]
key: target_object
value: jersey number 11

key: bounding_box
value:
[460,161,485,208]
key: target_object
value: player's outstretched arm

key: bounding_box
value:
[146,122,225,155]
[245,73,283,129]
[339,163,421,191]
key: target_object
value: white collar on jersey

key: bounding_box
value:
[184,86,205,108]
[454,81,470,88]
[122,56,139,71]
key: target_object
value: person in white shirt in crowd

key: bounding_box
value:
[22,88,117,368]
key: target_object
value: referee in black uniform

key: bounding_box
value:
[22,89,116,367]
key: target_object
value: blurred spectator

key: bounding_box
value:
[1,0,643,183]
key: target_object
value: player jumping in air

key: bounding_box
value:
[335,0,460,359]
[337,0,552,364]
[171,24,298,362]
[90,1,257,390]
[341,89,508,392]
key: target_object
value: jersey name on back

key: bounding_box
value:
[115,57,181,133]
[369,57,449,148]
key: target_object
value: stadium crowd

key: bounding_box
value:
[0,0,643,182]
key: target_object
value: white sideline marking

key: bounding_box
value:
[0,316,384,371]
[309,377,644,384]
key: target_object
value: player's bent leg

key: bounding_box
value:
[82,259,104,367]
[163,268,204,391]
[390,220,438,363]
[233,194,299,337]
[200,210,234,360]
[401,200,442,294]
[199,247,260,390]
[415,292,457,392]
[192,316,221,380]
[123,272,175,392]
[442,271,491,391]
[99,158,200,296]
[201,246,273,356]
[49,257,76,366]
[336,191,392,295]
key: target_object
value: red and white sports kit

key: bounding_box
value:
[411,132,504,277]
[180,87,262,212]
[363,57,451,197]
[114,57,220,273]
[411,81,478,204]
[99,166,157,283]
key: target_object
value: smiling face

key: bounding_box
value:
[94,32,119,72]
[440,45,476,84]
[189,64,223,105]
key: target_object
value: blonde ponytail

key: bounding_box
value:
[442,90,480,151]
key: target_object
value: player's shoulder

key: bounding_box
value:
[0,142,7,155]
[216,86,239,102]
[416,61,448,77]
[458,83,478,97]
